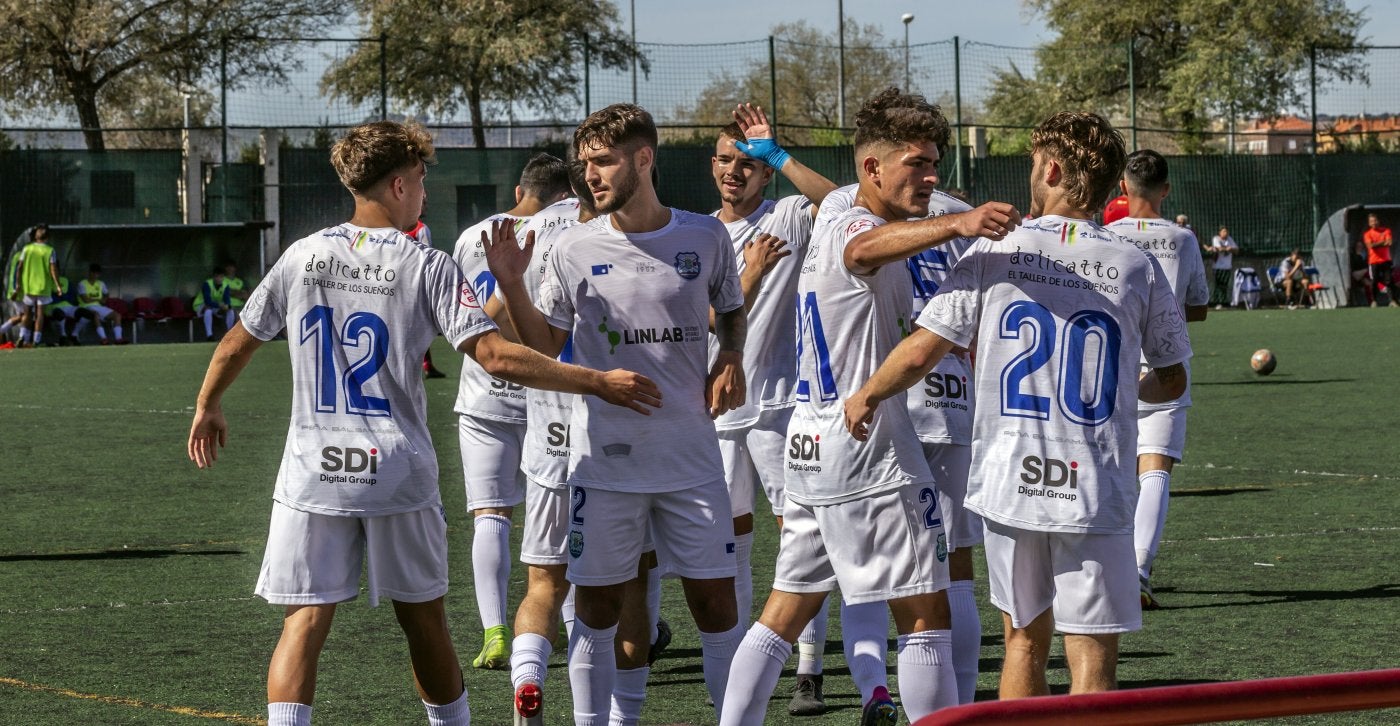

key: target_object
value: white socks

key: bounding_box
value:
[568,620,617,726]
[841,599,890,703]
[96,323,108,340]
[472,514,511,630]
[946,580,981,703]
[1135,469,1171,579]
[423,689,471,726]
[895,629,957,720]
[645,565,662,643]
[72,318,88,338]
[797,594,830,676]
[733,531,753,625]
[202,308,215,337]
[608,665,650,725]
[267,702,311,726]
[699,625,745,720]
[511,632,552,690]
[561,585,577,642]
[718,623,791,726]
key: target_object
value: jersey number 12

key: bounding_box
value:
[300,305,391,417]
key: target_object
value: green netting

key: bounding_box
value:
[0,150,182,244]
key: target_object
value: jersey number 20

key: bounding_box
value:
[301,305,391,417]
[999,300,1120,426]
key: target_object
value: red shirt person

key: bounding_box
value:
[1361,213,1394,306]
[1102,194,1129,225]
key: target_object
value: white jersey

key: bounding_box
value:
[819,184,977,444]
[1107,216,1209,410]
[452,213,529,421]
[786,206,933,506]
[241,224,496,516]
[536,209,743,493]
[519,198,583,489]
[917,215,1192,534]
[708,195,813,430]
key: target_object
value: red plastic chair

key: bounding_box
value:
[159,296,197,342]
[133,297,159,319]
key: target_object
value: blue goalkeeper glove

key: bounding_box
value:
[733,137,791,170]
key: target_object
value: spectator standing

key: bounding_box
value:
[1208,226,1238,309]
[1362,213,1394,307]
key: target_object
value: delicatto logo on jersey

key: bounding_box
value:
[458,281,481,308]
[305,253,398,281]
[1016,455,1079,501]
[674,252,701,280]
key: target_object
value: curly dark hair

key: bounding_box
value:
[1031,112,1127,212]
[851,87,951,158]
[575,103,658,155]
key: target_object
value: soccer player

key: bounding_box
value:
[1362,212,1393,306]
[185,120,660,726]
[707,102,839,711]
[8,223,63,348]
[721,88,1019,725]
[404,221,449,379]
[450,152,572,670]
[846,112,1190,698]
[44,273,79,345]
[1106,150,1209,609]
[194,267,236,341]
[486,103,747,725]
[72,263,129,345]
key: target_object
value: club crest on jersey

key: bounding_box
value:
[846,217,877,237]
[569,530,584,557]
[936,533,948,562]
[457,281,480,308]
[674,252,701,279]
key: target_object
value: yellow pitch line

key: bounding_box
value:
[0,677,264,724]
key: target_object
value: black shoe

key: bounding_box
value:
[788,674,826,716]
[647,618,672,665]
[425,366,447,379]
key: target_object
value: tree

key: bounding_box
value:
[983,0,1365,154]
[0,1,344,151]
[678,20,902,146]
[324,0,643,149]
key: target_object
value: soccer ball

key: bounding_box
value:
[1250,349,1276,375]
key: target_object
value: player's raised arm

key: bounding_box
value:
[844,202,1020,274]
[463,331,661,415]
[187,322,264,468]
[844,328,956,441]
[733,103,839,209]
[481,218,570,357]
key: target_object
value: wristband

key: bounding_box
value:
[733,137,791,170]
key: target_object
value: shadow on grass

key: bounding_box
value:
[1156,583,1400,610]
[1171,486,1272,497]
[0,548,244,562]
[1194,377,1357,386]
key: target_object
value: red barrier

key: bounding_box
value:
[915,668,1400,725]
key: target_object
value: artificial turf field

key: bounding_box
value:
[2,307,1398,725]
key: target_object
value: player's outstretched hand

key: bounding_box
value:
[187,407,228,469]
[742,233,791,278]
[732,104,790,170]
[843,392,876,442]
[952,201,1021,241]
[482,219,534,286]
[599,369,663,415]
[706,350,747,419]
[733,103,773,140]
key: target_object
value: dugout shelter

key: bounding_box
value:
[1310,204,1400,307]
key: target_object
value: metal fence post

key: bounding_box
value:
[1310,44,1321,236]
[1127,37,1137,151]
[954,36,964,191]
[768,36,778,132]
[583,34,591,116]
[220,35,229,221]
[379,33,388,121]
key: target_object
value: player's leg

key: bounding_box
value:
[31,303,45,346]
[718,425,758,624]
[393,598,470,723]
[566,486,647,726]
[1051,531,1139,695]
[652,479,742,715]
[790,594,830,716]
[982,520,1056,699]
[513,481,572,723]
[1135,405,1185,608]
[201,306,215,339]
[609,553,654,726]
[267,604,337,725]
[925,441,982,703]
[457,414,527,669]
[110,309,126,343]
[70,308,90,343]
[722,589,830,726]
[223,307,236,334]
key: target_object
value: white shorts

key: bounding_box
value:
[22,295,51,307]
[774,483,951,605]
[567,479,736,587]
[982,519,1140,634]
[457,415,527,509]
[521,482,569,567]
[82,304,115,319]
[719,407,791,517]
[921,442,983,551]
[255,501,449,608]
[1137,406,1187,461]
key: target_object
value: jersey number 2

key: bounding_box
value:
[300,305,391,417]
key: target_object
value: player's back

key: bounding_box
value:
[19,242,55,294]
[1107,217,1208,311]
[451,213,529,420]
[919,216,1190,534]
[244,223,492,516]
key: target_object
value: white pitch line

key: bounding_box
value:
[1182,462,1396,481]
[1167,526,1400,544]
[1,596,258,616]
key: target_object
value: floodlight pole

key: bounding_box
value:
[630,0,638,103]
[902,13,914,90]
[837,0,846,129]
[220,35,228,222]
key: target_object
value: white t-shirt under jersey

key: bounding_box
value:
[1107,216,1209,411]
[536,209,743,493]
[241,224,496,516]
[819,184,977,445]
[917,216,1192,534]
[708,195,813,430]
[785,206,934,506]
[519,198,583,489]
[452,213,529,421]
